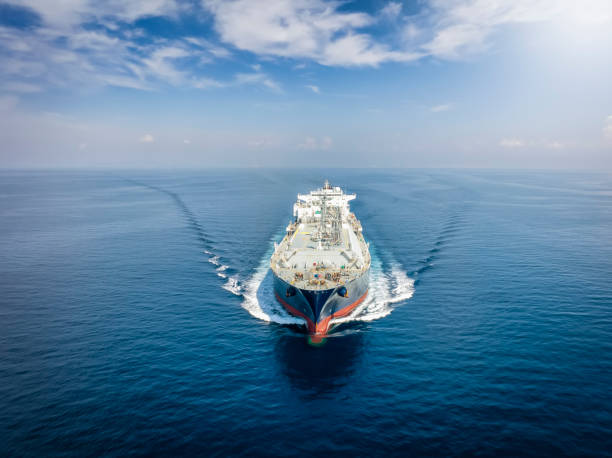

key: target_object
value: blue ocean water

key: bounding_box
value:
[1,169,611,456]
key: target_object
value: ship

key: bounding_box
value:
[270,180,370,342]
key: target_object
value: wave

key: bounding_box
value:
[124,178,211,246]
[410,211,464,283]
[237,243,305,325]
[222,275,242,296]
[215,264,229,278]
[330,257,414,326]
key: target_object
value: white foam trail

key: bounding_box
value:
[216,264,229,279]
[222,276,242,295]
[330,259,414,326]
[208,255,221,266]
[239,255,306,325]
[388,264,416,304]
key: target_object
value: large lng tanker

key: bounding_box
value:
[271,180,370,341]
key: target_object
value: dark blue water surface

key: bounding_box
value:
[1,169,611,456]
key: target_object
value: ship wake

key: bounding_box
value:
[126,179,417,331]
[126,179,464,333]
[224,242,415,330]
[331,256,414,326]
[125,179,238,291]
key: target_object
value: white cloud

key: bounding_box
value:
[9,0,610,100]
[233,72,282,92]
[0,26,163,92]
[248,139,266,148]
[247,136,281,148]
[3,0,611,102]
[184,37,231,58]
[423,23,490,59]
[298,136,318,150]
[298,136,332,150]
[320,33,420,66]
[430,103,452,112]
[380,2,402,20]
[203,0,420,66]
[305,84,320,94]
[183,139,191,144]
[2,81,42,93]
[141,46,191,85]
[18,0,181,29]
[0,19,283,94]
[201,0,612,65]
[544,140,565,149]
[604,115,612,142]
[0,2,267,95]
[499,138,566,149]
[421,0,612,59]
[403,23,421,41]
[140,133,155,143]
[499,138,524,148]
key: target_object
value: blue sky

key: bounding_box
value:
[1,0,611,168]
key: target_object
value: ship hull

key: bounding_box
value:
[273,269,369,337]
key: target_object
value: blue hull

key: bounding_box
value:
[273,270,369,336]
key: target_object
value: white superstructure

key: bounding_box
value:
[293,181,355,222]
[270,180,370,290]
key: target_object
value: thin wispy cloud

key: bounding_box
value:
[544,141,565,150]
[500,138,525,148]
[2,81,42,93]
[430,103,452,112]
[500,138,566,149]
[0,3,278,94]
[298,136,332,150]
[305,85,320,94]
[604,116,612,142]
[380,2,402,20]
[233,72,282,92]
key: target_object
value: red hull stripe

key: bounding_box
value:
[315,290,368,335]
[275,289,369,336]
[274,293,316,333]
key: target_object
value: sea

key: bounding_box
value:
[1,169,611,456]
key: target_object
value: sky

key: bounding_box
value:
[0,0,611,169]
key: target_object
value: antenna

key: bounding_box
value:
[319,191,327,238]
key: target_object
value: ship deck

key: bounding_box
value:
[271,221,370,291]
